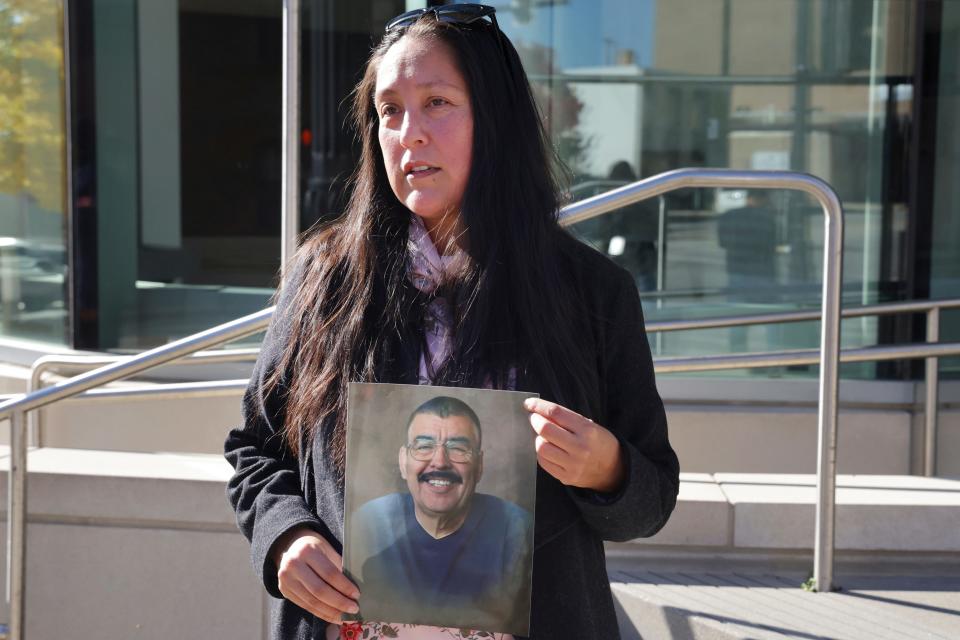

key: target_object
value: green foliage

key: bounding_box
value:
[0,1,66,212]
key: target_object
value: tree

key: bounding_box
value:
[0,1,66,215]
[513,40,591,177]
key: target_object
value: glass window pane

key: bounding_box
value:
[73,0,411,349]
[491,0,916,379]
[78,0,284,349]
[0,2,68,343]
[931,0,960,378]
[300,0,408,228]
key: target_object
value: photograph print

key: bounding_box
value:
[342,382,538,636]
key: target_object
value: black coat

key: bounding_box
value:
[224,233,680,639]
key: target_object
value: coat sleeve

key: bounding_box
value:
[223,258,327,599]
[568,266,680,542]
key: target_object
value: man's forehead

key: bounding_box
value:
[408,413,479,440]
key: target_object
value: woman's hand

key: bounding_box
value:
[524,398,626,493]
[272,526,360,624]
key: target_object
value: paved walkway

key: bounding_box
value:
[609,556,960,640]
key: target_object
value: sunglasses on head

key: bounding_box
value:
[384,4,518,98]
[385,3,499,33]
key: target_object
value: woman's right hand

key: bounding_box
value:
[272,526,361,623]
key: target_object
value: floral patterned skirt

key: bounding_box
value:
[334,622,513,640]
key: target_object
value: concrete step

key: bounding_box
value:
[36,383,244,453]
[667,404,958,477]
[633,472,960,553]
[19,387,956,480]
[11,385,959,476]
[0,447,262,639]
[0,448,956,638]
[0,355,249,455]
[0,381,244,454]
[667,406,914,475]
[657,377,960,477]
[1,362,958,475]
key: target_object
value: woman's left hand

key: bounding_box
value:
[524,398,626,493]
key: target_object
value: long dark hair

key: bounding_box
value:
[268,16,593,468]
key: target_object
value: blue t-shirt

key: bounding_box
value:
[348,492,533,635]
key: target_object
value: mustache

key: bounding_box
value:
[418,470,462,484]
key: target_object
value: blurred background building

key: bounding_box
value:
[2,3,960,636]
[1,0,957,377]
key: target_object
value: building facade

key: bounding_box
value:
[1,0,958,382]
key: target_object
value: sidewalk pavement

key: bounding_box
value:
[609,553,960,639]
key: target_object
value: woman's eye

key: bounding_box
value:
[380,105,399,117]
[428,98,448,108]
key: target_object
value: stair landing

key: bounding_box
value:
[610,560,960,640]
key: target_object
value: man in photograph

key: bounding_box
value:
[350,395,533,631]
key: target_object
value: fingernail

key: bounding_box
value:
[523,398,535,410]
[348,604,359,614]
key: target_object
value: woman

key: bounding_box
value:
[225,5,679,639]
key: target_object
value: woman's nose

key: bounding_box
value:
[399,111,426,148]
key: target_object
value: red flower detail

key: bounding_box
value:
[340,621,363,640]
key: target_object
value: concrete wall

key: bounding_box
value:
[913,408,960,478]
[1,448,958,637]
[22,399,919,476]
[38,391,244,453]
[627,472,960,554]
[1,365,957,479]
[0,448,265,639]
[667,406,912,475]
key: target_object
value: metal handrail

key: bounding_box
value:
[281,0,301,275]
[0,168,843,639]
[28,349,259,446]
[0,307,273,639]
[17,299,957,453]
[654,336,958,466]
[18,301,959,458]
[646,297,958,480]
[645,298,960,333]
[654,342,960,371]
[562,168,845,595]
[23,299,958,468]
[0,309,271,417]
[24,379,249,401]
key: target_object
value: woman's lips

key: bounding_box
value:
[407,167,440,180]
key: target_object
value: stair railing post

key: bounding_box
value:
[7,410,26,639]
[924,306,940,477]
